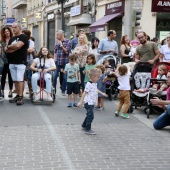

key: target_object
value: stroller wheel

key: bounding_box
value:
[144,108,151,119]
[128,105,133,113]
[113,93,118,100]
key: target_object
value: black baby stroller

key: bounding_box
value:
[101,55,120,101]
[128,62,152,113]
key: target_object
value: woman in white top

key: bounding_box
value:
[30,47,56,101]
[160,33,170,62]
[89,37,101,62]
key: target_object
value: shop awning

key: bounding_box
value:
[89,13,121,32]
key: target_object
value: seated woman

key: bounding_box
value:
[30,47,56,101]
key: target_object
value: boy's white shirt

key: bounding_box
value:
[84,81,98,105]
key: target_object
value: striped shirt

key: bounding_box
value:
[54,38,71,65]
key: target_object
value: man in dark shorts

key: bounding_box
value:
[5,22,28,105]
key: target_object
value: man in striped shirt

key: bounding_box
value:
[53,30,71,95]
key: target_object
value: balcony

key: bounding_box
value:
[12,0,27,9]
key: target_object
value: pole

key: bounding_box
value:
[61,1,65,31]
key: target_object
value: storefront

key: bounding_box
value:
[89,0,124,44]
[152,0,170,41]
[47,13,55,54]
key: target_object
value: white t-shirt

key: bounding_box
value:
[34,58,55,69]
[157,74,167,79]
[84,81,98,105]
[89,47,101,62]
[116,71,131,90]
[160,44,170,62]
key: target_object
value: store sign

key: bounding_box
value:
[5,18,15,25]
[152,0,170,12]
[157,20,170,31]
[70,5,81,17]
[48,13,54,20]
[105,0,124,15]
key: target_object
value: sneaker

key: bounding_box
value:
[62,92,66,96]
[16,97,24,105]
[115,111,119,117]
[85,129,96,135]
[73,103,78,107]
[47,96,53,102]
[98,107,104,111]
[9,95,19,103]
[156,89,163,96]
[149,88,157,94]
[33,95,40,102]
[121,113,130,119]
[81,126,86,130]
[94,105,100,109]
[67,102,72,107]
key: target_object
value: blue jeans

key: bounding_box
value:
[153,105,170,130]
[0,66,3,96]
[53,64,66,93]
[82,103,94,130]
[31,72,52,93]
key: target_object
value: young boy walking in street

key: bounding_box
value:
[62,54,80,107]
[78,68,107,135]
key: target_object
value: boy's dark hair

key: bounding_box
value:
[68,54,77,61]
[118,65,128,76]
[86,54,96,64]
[22,30,31,39]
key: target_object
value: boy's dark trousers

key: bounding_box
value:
[82,103,94,130]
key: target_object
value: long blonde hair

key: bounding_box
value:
[78,34,88,45]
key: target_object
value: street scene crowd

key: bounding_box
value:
[0,22,170,135]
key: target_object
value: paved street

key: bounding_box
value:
[0,88,170,170]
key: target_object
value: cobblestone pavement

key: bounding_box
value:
[0,90,170,170]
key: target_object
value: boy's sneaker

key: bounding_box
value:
[73,103,78,107]
[85,129,96,135]
[9,95,19,103]
[156,89,163,96]
[67,102,72,107]
[81,126,86,130]
[98,107,104,111]
[16,97,24,106]
[62,92,66,96]
[115,111,119,117]
[121,113,130,119]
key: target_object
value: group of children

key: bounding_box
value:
[62,53,132,135]
[63,52,170,135]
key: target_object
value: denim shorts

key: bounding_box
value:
[9,64,26,81]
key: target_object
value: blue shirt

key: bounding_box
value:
[71,38,78,50]
[97,37,118,59]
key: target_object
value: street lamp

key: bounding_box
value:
[56,0,69,31]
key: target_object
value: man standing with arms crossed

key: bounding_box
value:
[5,22,28,105]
